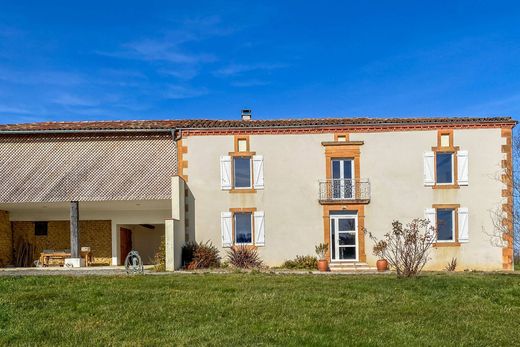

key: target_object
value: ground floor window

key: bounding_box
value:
[436,208,455,241]
[234,212,253,244]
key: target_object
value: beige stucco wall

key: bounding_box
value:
[184,134,327,266]
[183,128,506,270]
[352,129,504,270]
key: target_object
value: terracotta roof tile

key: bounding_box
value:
[0,116,514,132]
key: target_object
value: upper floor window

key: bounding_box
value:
[233,157,252,188]
[436,152,454,184]
[220,135,264,191]
[423,130,468,188]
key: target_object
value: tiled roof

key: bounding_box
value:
[0,116,514,132]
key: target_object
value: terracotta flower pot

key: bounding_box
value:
[376,259,388,272]
[318,259,329,272]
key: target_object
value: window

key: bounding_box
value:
[220,135,264,191]
[436,152,453,184]
[424,130,469,188]
[35,222,48,236]
[436,209,454,241]
[234,212,253,244]
[221,210,265,247]
[425,206,469,246]
[233,157,252,188]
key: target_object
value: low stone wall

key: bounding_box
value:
[0,211,12,267]
[12,220,112,265]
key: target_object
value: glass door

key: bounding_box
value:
[330,214,358,261]
[331,159,354,199]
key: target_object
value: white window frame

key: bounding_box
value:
[233,156,253,189]
[234,212,254,245]
[436,208,456,242]
[435,151,455,185]
[331,158,355,199]
[330,214,358,262]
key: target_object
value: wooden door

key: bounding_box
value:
[120,228,132,265]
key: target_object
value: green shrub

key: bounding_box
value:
[181,241,198,268]
[282,255,318,270]
[226,246,263,269]
[187,241,221,269]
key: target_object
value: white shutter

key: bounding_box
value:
[457,151,469,186]
[254,211,265,246]
[253,155,264,189]
[423,152,435,186]
[458,207,469,242]
[220,156,232,190]
[424,208,436,240]
[221,212,233,247]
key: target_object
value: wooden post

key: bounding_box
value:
[70,201,80,259]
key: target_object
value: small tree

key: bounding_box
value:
[367,219,435,278]
[153,237,166,272]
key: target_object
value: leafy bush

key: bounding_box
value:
[153,237,166,272]
[226,246,263,269]
[367,219,435,278]
[187,241,221,269]
[181,241,198,268]
[282,255,318,270]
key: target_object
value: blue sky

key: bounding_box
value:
[0,1,519,123]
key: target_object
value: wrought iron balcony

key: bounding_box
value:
[319,179,371,204]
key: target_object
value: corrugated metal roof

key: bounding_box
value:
[0,134,176,203]
[0,116,514,132]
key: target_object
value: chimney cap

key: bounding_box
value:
[241,109,252,121]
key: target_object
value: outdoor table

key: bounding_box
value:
[39,250,92,267]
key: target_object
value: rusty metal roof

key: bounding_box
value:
[0,116,514,132]
[0,134,176,203]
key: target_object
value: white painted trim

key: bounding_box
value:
[330,213,358,262]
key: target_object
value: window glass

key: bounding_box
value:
[436,152,453,184]
[35,222,48,236]
[234,157,251,188]
[437,209,454,241]
[235,213,252,244]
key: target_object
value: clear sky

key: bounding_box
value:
[0,1,519,123]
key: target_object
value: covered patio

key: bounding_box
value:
[0,131,177,268]
[0,200,171,267]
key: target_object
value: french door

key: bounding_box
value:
[330,214,358,261]
[331,159,354,199]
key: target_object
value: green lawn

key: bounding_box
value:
[0,273,519,346]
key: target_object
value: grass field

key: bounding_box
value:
[0,273,519,346]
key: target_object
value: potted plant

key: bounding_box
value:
[372,241,388,272]
[315,243,329,272]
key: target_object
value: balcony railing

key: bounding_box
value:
[319,179,371,204]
